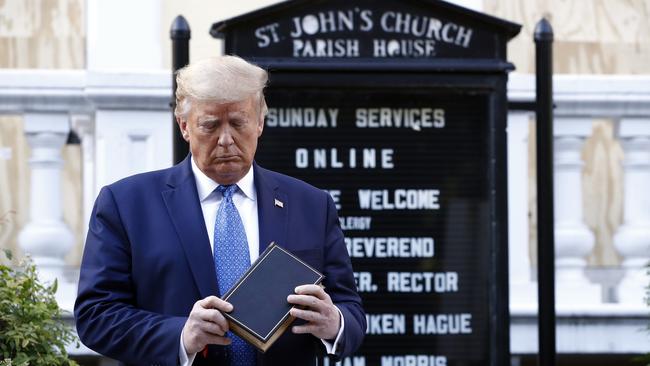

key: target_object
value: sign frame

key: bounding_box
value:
[212,1,520,364]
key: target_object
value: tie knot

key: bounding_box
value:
[216,184,238,200]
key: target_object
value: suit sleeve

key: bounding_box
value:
[74,187,186,366]
[321,192,366,359]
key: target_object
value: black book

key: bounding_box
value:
[222,242,324,352]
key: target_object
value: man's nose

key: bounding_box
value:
[217,127,234,146]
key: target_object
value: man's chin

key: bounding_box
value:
[208,164,249,184]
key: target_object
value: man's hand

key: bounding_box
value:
[182,296,233,354]
[287,284,341,340]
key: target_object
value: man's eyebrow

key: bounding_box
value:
[198,117,219,123]
[227,110,249,118]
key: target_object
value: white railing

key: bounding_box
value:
[507,74,650,354]
[0,69,172,359]
[0,70,649,356]
[0,68,172,324]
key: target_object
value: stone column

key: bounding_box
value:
[71,114,96,238]
[18,112,76,311]
[554,119,601,304]
[508,112,537,308]
[614,118,650,306]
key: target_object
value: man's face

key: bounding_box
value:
[178,96,264,184]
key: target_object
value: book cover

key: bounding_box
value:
[222,242,324,352]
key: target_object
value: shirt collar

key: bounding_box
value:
[190,157,256,202]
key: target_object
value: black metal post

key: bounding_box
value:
[535,18,556,366]
[171,15,191,165]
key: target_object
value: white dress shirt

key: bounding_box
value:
[180,158,343,365]
[192,158,259,264]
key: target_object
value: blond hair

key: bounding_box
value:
[174,55,268,119]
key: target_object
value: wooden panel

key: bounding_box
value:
[582,120,623,266]
[0,0,85,68]
[0,117,30,261]
[62,144,84,266]
[485,0,650,74]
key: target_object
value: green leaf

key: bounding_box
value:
[0,257,76,365]
[2,249,11,261]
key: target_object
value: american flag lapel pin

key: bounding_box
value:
[274,198,284,208]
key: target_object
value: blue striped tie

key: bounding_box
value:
[214,184,256,366]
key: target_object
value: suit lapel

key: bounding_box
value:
[254,163,288,255]
[162,157,218,299]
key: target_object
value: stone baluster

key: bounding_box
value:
[18,112,76,311]
[71,114,96,237]
[614,118,650,306]
[554,118,601,304]
[508,112,537,308]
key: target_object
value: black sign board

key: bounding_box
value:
[212,1,520,365]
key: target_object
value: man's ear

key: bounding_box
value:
[257,114,265,137]
[176,116,190,142]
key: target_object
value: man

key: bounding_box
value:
[74,56,366,366]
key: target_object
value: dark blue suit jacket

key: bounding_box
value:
[74,156,365,366]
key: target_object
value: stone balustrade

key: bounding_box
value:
[614,118,650,306]
[0,69,172,316]
[507,74,650,354]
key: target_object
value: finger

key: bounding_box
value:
[204,334,232,346]
[199,320,228,336]
[198,308,230,332]
[199,296,233,312]
[292,324,319,335]
[294,284,327,299]
[287,294,325,311]
[289,307,323,323]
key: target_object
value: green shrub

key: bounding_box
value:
[0,250,78,366]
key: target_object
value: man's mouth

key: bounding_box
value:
[214,155,238,161]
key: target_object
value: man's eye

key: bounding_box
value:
[231,119,246,128]
[200,122,217,130]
